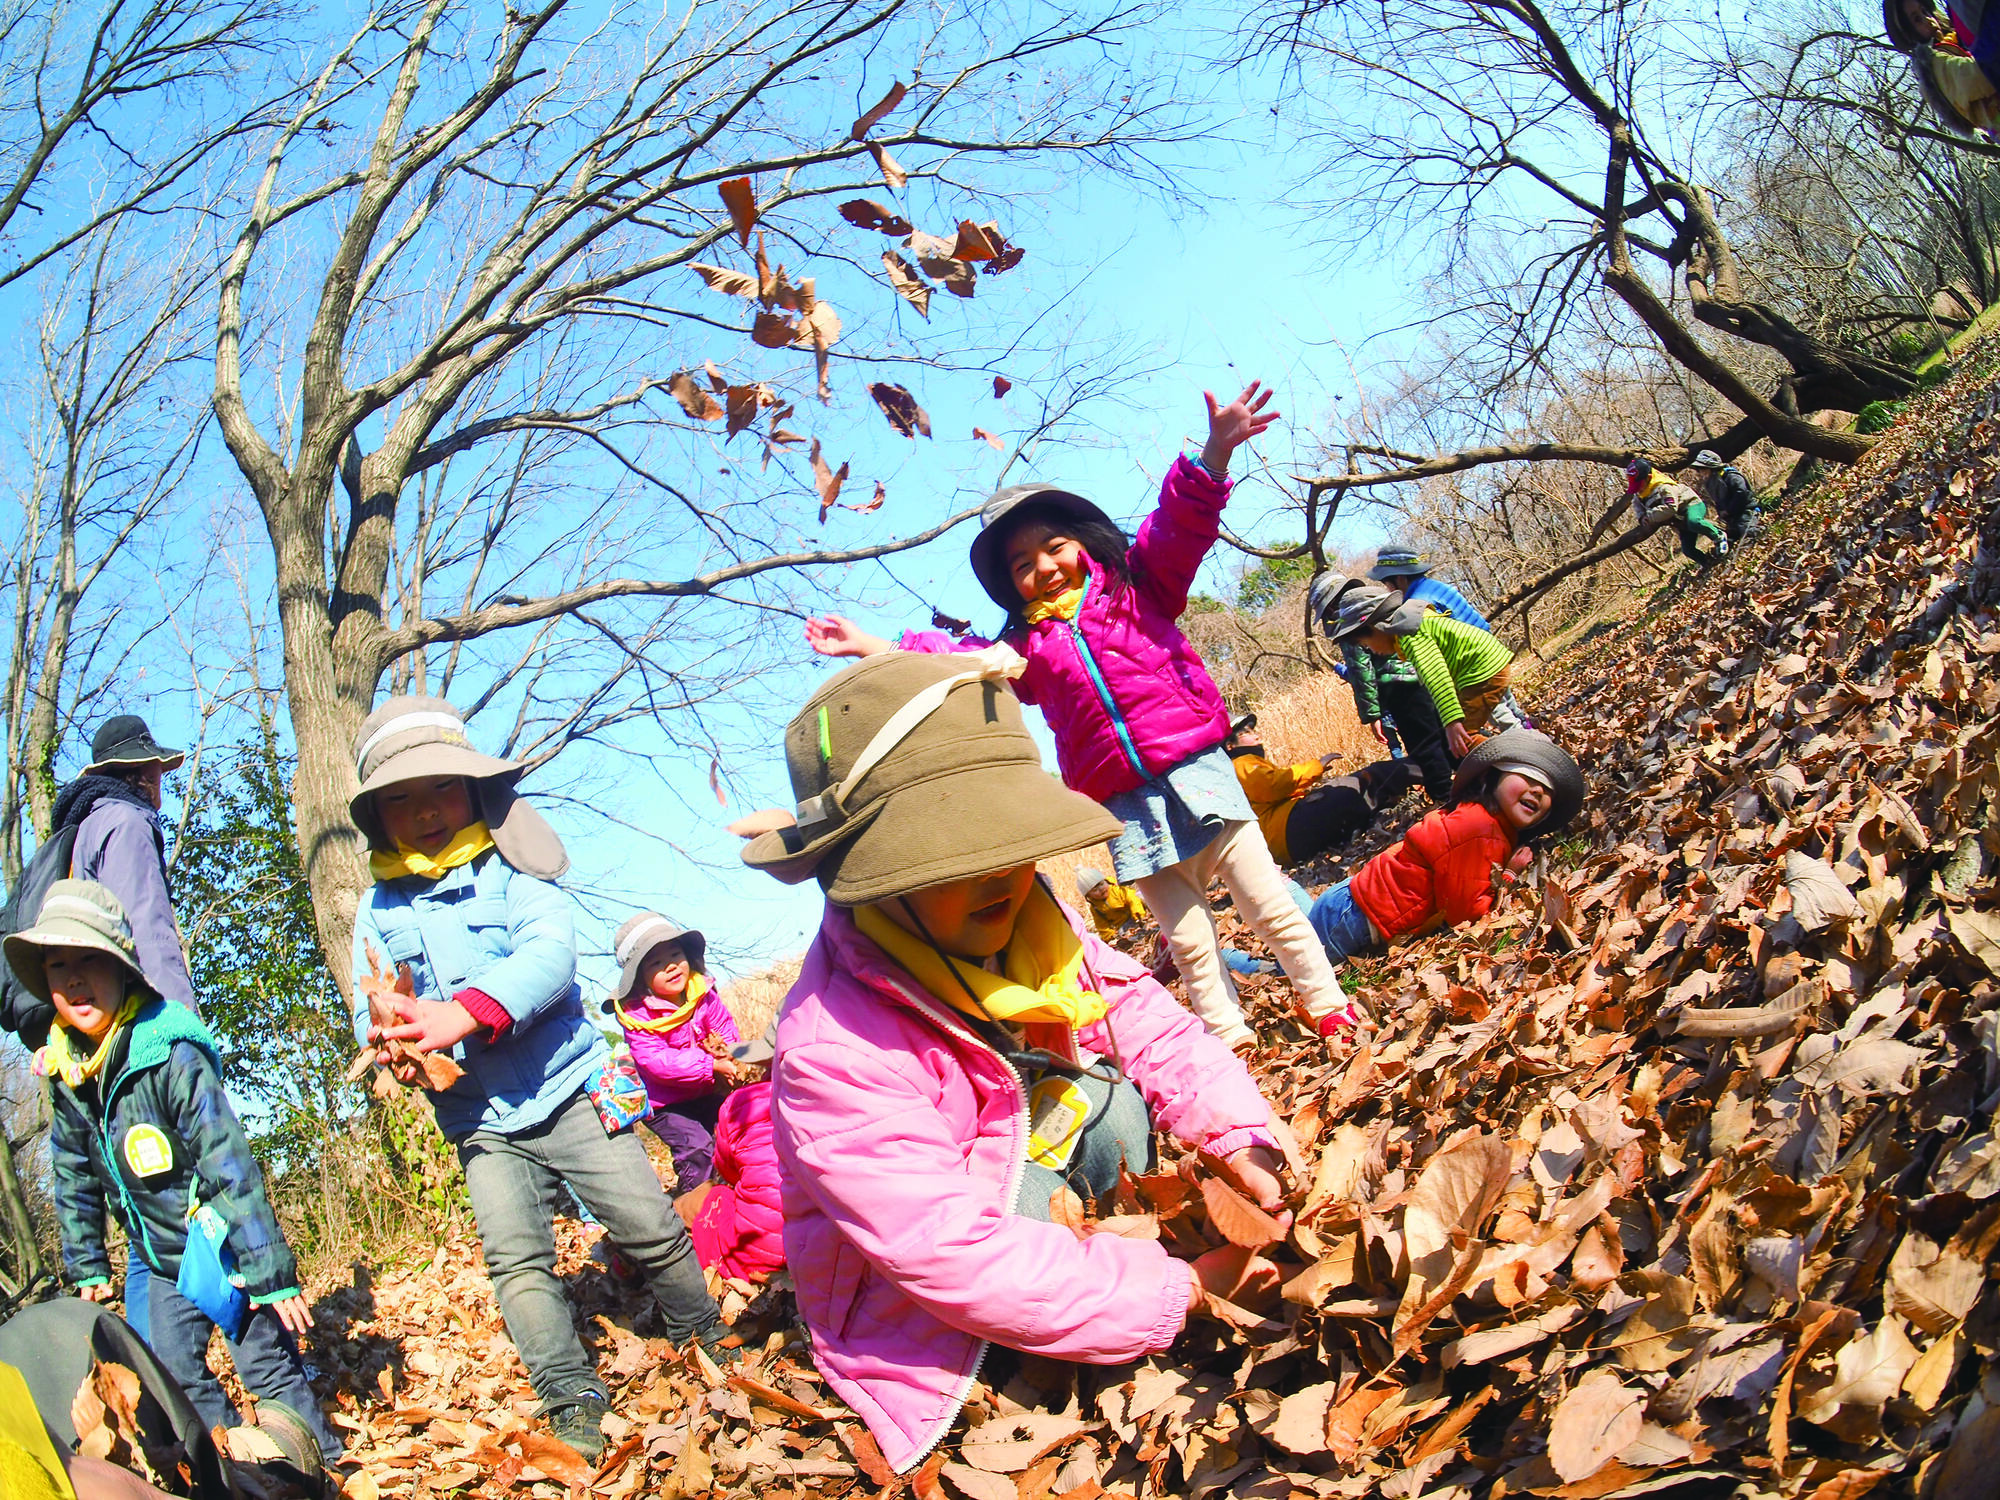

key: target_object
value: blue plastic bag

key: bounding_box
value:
[176,1199,249,1341]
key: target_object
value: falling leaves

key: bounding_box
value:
[992,374,1012,398]
[881,251,931,318]
[869,381,931,439]
[717,177,758,246]
[840,200,913,235]
[668,369,723,422]
[973,427,1005,451]
[849,80,907,140]
[809,438,850,522]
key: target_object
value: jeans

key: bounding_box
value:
[1309,881,1381,966]
[459,1088,723,1399]
[149,1276,343,1457]
[1132,820,1349,1045]
[1014,1071,1155,1218]
[646,1093,722,1190]
[125,1244,152,1349]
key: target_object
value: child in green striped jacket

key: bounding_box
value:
[1329,589,1515,761]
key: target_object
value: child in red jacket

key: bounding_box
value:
[687,1030,785,1283]
[1307,731,1583,964]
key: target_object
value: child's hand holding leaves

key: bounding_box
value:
[349,942,466,1092]
[1200,379,1280,475]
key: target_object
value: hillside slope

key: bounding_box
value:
[303,351,2000,1500]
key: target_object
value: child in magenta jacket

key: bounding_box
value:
[805,381,1356,1047]
[609,911,741,1189]
[737,650,1290,1474]
[1308,730,1585,964]
[688,1035,785,1283]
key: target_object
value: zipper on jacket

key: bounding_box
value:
[869,967,1039,1472]
[1059,578,1148,781]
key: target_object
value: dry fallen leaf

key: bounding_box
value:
[718,177,758,246]
[850,80,907,139]
[869,382,932,439]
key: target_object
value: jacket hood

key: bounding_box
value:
[52,774,156,833]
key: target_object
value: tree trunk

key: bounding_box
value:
[0,1127,45,1292]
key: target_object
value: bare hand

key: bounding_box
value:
[79,1281,118,1304]
[1446,722,1475,759]
[381,997,480,1056]
[1217,1145,1292,1232]
[804,614,892,658]
[267,1294,314,1336]
[1367,720,1389,745]
[1506,845,1534,875]
[1200,380,1280,474]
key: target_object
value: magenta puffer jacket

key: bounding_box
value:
[619,987,739,1110]
[690,1082,785,1282]
[899,455,1232,803]
[772,900,1277,1473]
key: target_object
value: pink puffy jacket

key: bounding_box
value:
[620,987,739,1110]
[690,1082,785,1282]
[899,455,1232,802]
[773,900,1276,1473]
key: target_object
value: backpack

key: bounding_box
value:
[0,820,79,1048]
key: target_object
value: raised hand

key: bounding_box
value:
[1200,380,1281,475]
[804,614,893,658]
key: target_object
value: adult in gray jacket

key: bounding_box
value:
[48,715,194,1011]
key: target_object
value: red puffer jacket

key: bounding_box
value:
[690,1082,784,1282]
[1349,802,1516,940]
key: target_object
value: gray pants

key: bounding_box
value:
[459,1089,721,1399]
[1014,1068,1155,1219]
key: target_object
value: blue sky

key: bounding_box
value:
[36,33,1419,1001]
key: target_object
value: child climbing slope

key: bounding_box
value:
[805,382,1359,1046]
[738,650,1291,1472]
[348,696,725,1461]
[1328,585,1516,762]
[608,912,741,1189]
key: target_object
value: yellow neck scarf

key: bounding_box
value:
[1021,585,1086,624]
[369,822,495,883]
[615,972,707,1034]
[855,884,1107,1029]
[48,993,143,1089]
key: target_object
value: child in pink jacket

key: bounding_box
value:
[805,381,1357,1048]
[738,650,1289,1473]
[609,912,741,1188]
[688,1031,785,1283]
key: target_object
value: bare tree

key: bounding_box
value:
[1,224,210,886]
[210,0,1193,988]
[1255,0,1914,513]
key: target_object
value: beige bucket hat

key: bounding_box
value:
[349,695,568,880]
[741,647,1123,906]
[612,912,707,999]
[4,879,151,1003]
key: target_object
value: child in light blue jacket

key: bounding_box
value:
[349,696,724,1461]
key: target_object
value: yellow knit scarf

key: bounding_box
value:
[1021,585,1086,624]
[615,972,708,1035]
[369,822,495,883]
[855,884,1108,1029]
[47,993,143,1089]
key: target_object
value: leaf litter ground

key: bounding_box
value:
[282,355,2000,1499]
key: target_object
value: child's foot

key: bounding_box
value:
[537,1391,609,1463]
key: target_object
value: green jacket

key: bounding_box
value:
[1340,638,1419,724]
[1395,614,1514,728]
[48,998,300,1304]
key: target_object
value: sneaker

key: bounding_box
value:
[537,1392,609,1464]
[1316,1003,1370,1038]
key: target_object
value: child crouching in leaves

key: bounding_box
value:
[609,913,741,1189]
[348,696,726,1462]
[17,881,343,1461]
[1308,730,1584,966]
[684,1029,785,1284]
[737,650,1291,1473]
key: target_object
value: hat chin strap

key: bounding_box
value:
[795,645,1026,830]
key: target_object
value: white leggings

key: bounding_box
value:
[1132,820,1350,1045]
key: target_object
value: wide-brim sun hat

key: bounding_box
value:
[1690,449,1724,469]
[613,911,707,998]
[3,879,151,1004]
[349,695,568,879]
[1307,571,1361,626]
[731,1023,777,1066]
[742,647,1123,906]
[1326,584,1399,643]
[966,482,1122,614]
[84,714,184,775]
[1450,729,1586,840]
[1368,545,1431,581]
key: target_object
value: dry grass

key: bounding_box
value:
[1249,671,1383,771]
[723,955,803,1039]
